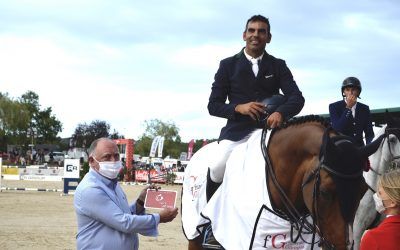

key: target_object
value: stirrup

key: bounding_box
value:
[202,225,224,249]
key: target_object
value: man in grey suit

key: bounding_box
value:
[206,15,305,200]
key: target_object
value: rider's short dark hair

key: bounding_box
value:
[245,15,270,34]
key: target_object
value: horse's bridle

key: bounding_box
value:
[261,126,363,250]
[380,128,400,168]
[367,128,400,191]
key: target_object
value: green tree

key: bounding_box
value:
[35,107,63,144]
[19,91,62,144]
[71,120,122,148]
[135,119,181,158]
[109,129,124,139]
[143,119,180,141]
[134,135,152,157]
[0,93,30,150]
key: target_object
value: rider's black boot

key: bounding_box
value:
[206,168,221,202]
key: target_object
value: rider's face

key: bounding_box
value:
[343,87,359,98]
[243,21,271,58]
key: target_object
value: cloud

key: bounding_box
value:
[1,0,399,142]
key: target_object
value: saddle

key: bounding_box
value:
[201,95,287,249]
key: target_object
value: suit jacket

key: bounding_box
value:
[360,215,400,250]
[207,49,304,141]
[329,100,374,146]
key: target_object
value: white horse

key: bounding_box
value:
[353,123,400,249]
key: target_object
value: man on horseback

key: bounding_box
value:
[329,76,375,146]
[206,15,305,201]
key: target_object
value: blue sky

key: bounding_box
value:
[1,0,399,142]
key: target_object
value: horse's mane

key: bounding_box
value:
[276,114,330,131]
[268,115,331,145]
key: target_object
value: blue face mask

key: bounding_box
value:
[93,157,122,179]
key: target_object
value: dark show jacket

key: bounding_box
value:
[360,215,400,250]
[329,100,374,146]
[207,49,304,141]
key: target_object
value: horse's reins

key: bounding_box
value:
[261,126,365,250]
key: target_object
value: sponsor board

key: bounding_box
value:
[64,159,80,178]
[20,175,62,181]
[173,172,185,184]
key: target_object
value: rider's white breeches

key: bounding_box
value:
[209,138,247,183]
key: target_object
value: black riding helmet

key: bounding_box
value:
[341,76,362,98]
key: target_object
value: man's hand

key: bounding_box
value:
[267,112,283,128]
[235,102,265,120]
[345,93,357,108]
[159,207,179,223]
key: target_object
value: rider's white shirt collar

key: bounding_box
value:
[244,49,264,62]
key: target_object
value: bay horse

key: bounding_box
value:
[182,115,384,250]
[353,114,400,249]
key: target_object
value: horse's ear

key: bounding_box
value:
[321,132,337,161]
[359,134,385,158]
[385,110,394,128]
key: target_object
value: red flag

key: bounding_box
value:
[187,139,195,160]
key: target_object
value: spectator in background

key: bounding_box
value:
[74,138,178,250]
[20,156,26,167]
[329,76,374,146]
[38,149,44,164]
[360,169,400,249]
[49,151,54,163]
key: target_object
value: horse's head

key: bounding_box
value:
[383,112,400,169]
[302,130,378,249]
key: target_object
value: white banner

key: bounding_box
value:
[179,152,188,161]
[63,159,80,178]
[157,137,165,158]
[149,136,161,157]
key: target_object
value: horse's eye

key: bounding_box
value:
[389,136,397,144]
[320,189,333,201]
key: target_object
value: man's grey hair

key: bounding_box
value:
[88,138,114,157]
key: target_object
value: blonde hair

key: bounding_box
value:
[378,169,400,204]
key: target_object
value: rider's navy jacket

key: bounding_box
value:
[208,49,304,141]
[329,100,374,146]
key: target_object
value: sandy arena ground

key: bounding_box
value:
[0,179,188,250]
